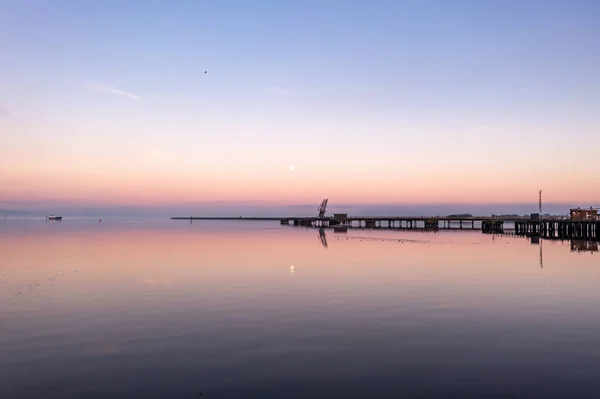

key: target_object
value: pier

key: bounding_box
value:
[172,215,599,240]
[172,199,599,240]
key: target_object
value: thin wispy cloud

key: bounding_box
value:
[86,82,143,101]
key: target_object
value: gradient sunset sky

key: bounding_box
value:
[1,0,599,212]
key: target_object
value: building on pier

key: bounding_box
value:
[333,213,348,222]
[570,207,598,221]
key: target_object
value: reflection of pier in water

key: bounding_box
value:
[296,220,600,242]
[313,227,599,267]
[490,231,599,253]
[278,217,600,241]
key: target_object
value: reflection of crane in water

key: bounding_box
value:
[318,228,328,248]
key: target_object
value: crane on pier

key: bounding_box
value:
[318,199,328,218]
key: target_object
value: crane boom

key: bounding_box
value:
[318,199,328,218]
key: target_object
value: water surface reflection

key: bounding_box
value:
[1,218,600,398]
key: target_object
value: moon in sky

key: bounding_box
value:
[289,165,295,171]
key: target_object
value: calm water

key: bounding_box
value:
[1,218,600,398]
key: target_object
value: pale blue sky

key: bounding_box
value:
[1,0,599,211]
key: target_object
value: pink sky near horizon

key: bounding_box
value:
[1,155,599,206]
[3,109,598,206]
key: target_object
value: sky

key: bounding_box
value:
[1,0,599,215]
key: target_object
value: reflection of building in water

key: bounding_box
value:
[570,240,599,253]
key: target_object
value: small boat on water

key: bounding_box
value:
[47,215,62,221]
